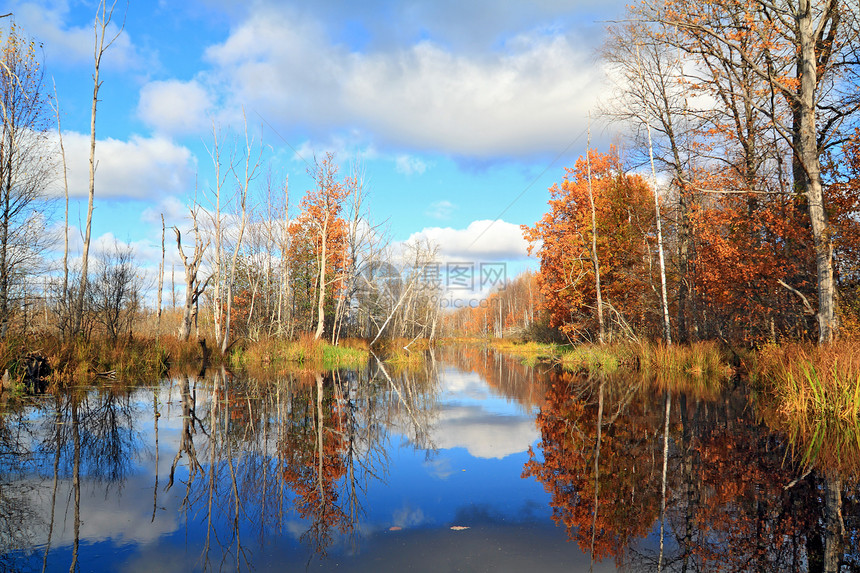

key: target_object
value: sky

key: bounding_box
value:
[2,0,629,300]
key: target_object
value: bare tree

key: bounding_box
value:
[156,214,165,336]
[73,0,125,337]
[175,208,210,341]
[0,25,54,337]
[90,241,141,341]
[51,81,72,336]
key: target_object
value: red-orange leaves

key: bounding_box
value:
[523,148,658,340]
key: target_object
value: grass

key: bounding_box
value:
[488,339,562,366]
[230,334,370,371]
[558,343,634,375]
[756,341,860,422]
[480,336,733,391]
[638,341,733,394]
[751,341,860,470]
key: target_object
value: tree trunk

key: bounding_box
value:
[314,205,329,340]
[797,0,835,343]
[585,127,605,344]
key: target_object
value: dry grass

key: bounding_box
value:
[231,334,369,371]
[638,341,732,394]
[756,341,860,422]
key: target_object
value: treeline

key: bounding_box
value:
[453,0,860,346]
[42,150,444,350]
[0,15,444,354]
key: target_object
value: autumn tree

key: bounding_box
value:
[523,149,659,341]
[603,20,697,341]
[639,0,860,343]
[288,153,350,339]
[827,130,860,334]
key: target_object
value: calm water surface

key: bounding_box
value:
[1,347,857,571]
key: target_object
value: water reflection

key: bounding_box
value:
[4,350,859,571]
[523,369,860,572]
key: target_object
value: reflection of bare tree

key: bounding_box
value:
[42,396,64,573]
[3,357,440,570]
[70,396,81,573]
[0,402,43,569]
[166,376,204,503]
[75,389,139,484]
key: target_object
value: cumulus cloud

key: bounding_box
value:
[3,1,146,70]
[53,132,196,200]
[137,4,611,159]
[138,79,215,136]
[406,219,529,261]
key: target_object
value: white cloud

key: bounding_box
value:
[137,79,215,136]
[431,404,538,459]
[164,5,608,159]
[395,154,428,176]
[406,219,529,261]
[54,132,196,200]
[4,1,145,70]
[141,196,189,226]
[425,200,455,220]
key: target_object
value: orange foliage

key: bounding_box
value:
[523,374,662,560]
[523,148,658,340]
[693,188,815,342]
[281,373,351,555]
[827,130,860,336]
[287,153,351,334]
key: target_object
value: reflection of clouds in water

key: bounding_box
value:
[392,505,428,528]
[12,475,182,549]
[424,457,455,480]
[431,405,538,459]
[440,369,492,401]
[120,545,213,573]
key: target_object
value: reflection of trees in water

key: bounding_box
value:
[441,346,547,410]
[524,371,858,572]
[523,372,662,560]
[157,361,439,568]
[1,354,454,570]
[0,401,44,566]
[0,387,141,571]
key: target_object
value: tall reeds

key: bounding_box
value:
[230,334,369,371]
[757,341,860,422]
[755,342,860,471]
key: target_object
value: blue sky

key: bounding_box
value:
[3,0,627,292]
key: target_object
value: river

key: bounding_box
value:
[0,347,855,571]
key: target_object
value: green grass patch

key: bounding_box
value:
[232,335,370,371]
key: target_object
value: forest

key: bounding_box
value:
[0,0,859,384]
[448,0,860,350]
